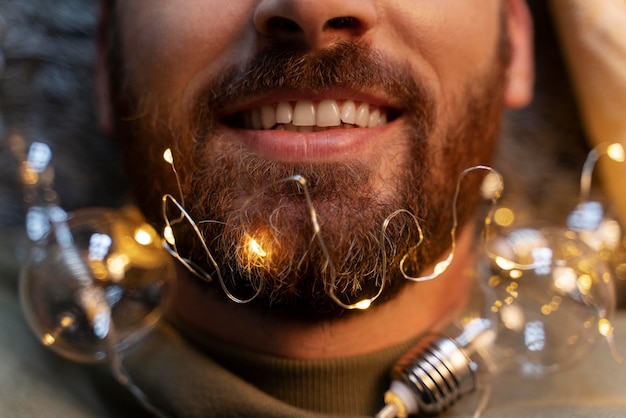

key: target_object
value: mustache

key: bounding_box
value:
[193,40,434,127]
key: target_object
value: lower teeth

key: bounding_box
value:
[274,123,358,132]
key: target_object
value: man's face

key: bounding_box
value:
[103,0,532,315]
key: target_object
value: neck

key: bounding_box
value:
[170,225,477,359]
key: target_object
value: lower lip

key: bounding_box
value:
[222,122,398,163]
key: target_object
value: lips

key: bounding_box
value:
[219,94,402,162]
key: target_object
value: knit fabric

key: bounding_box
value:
[2,255,626,417]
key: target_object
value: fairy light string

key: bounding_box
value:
[400,165,504,282]
[161,149,504,310]
[580,142,625,202]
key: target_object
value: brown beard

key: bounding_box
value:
[111,38,509,317]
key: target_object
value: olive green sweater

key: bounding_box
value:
[2,257,626,417]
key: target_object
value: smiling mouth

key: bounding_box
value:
[225,99,399,132]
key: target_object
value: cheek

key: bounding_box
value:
[380,2,501,99]
[118,2,256,103]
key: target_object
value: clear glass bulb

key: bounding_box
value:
[378,226,616,418]
[484,226,615,376]
[20,207,174,363]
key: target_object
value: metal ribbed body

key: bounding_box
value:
[392,334,477,415]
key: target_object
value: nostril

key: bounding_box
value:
[266,16,302,35]
[324,16,360,31]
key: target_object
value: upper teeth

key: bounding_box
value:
[244,100,388,131]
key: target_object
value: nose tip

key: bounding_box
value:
[254,0,376,49]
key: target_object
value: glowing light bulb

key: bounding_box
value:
[247,237,267,258]
[355,299,372,310]
[607,143,625,163]
[598,318,614,337]
[134,227,154,246]
[377,226,617,417]
[20,207,174,363]
[163,148,174,164]
[494,256,516,271]
[163,225,176,246]
[480,171,503,200]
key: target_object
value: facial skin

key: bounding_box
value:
[99,1,533,334]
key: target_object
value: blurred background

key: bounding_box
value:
[0,0,128,271]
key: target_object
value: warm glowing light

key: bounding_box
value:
[164,226,176,245]
[21,162,39,185]
[607,143,625,163]
[577,274,593,295]
[491,299,503,313]
[42,333,55,346]
[542,296,562,315]
[60,315,75,328]
[553,267,578,293]
[500,304,525,331]
[541,305,552,315]
[495,256,516,271]
[89,261,108,280]
[134,227,153,246]
[355,299,372,310]
[163,148,174,164]
[596,220,622,252]
[108,254,130,281]
[247,237,267,257]
[564,230,578,240]
[433,260,450,276]
[480,171,503,200]
[506,282,519,298]
[509,269,522,279]
[494,207,515,227]
[488,275,501,287]
[598,318,614,337]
